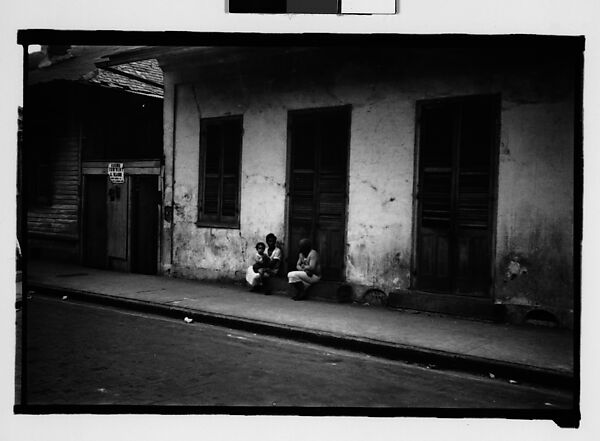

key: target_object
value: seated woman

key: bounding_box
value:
[287,238,321,301]
[245,233,282,294]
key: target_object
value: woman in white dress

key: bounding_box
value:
[287,238,321,301]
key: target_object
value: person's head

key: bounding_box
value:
[255,242,266,253]
[266,233,277,248]
[298,238,312,256]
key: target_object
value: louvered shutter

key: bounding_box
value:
[416,104,454,291]
[288,107,350,281]
[221,120,241,219]
[416,96,497,295]
[198,116,242,226]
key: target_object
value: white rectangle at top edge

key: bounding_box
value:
[341,0,397,14]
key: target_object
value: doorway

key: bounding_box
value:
[414,95,499,296]
[82,168,159,274]
[83,175,107,268]
[131,175,159,274]
[287,106,351,281]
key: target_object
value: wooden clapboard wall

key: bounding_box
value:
[27,136,81,240]
[27,82,82,260]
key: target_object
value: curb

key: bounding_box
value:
[27,282,574,390]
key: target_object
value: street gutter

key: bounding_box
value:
[26,282,574,391]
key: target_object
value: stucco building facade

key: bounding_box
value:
[146,44,578,327]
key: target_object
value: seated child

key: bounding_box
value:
[252,242,271,275]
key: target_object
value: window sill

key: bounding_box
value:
[195,220,240,230]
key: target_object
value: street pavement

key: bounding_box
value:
[24,259,575,389]
[20,295,573,408]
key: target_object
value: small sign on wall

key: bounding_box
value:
[108,163,125,184]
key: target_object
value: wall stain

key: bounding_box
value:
[360,180,378,192]
[174,203,185,218]
[244,173,284,187]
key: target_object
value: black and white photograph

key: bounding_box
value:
[2,1,600,440]
[15,33,580,418]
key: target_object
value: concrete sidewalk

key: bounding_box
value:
[24,260,575,388]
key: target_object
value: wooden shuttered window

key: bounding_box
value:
[198,116,243,228]
[288,107,350,281]
[415,95,499,296]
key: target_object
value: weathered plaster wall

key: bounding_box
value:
[161,76,290,281]
[160,48,575,322]
[495,84,574,324]
[160,51,422,287]
[344,98,414,291]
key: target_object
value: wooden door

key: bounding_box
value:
[415,96,498,296]
[106,178,129,271]
[83,175,107,268]
[288,107,350,281]
[131,175,159,274]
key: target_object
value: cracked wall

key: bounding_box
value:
[159,48,575,321]
[495,101,574,325]
[162,79,288,281]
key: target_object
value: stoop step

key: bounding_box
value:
[388,289,501,322]
[267,277,346,302]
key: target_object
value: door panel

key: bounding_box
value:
[288,107,350,281]
[131,175,159,275]
[83,175,107,268]
[107,179,129,265]
[417,229,451,291]
[416,96,497,296]
[317,228,345,280]
[456,229,491,292]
